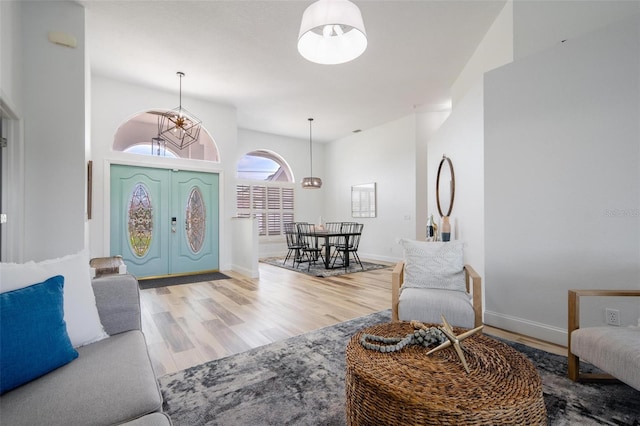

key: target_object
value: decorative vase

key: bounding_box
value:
[426,214,436,241]
[441,216,451,242]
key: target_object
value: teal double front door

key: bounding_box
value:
[110,165,219,278]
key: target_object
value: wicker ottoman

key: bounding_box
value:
[345,322,547,425]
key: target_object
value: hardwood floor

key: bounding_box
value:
[139,260,566,376]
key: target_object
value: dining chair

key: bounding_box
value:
[283,222,304,268]
[296,223,325,271]
[331,222,364,270]
[323,222,342,261]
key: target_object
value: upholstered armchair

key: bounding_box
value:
[568,289,640,391]
[391,240,482,328]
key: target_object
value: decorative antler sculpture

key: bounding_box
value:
[426,315,484,373]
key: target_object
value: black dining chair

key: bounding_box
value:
[283,222,304,268]
[323,222,342,262]
[331,222,364,270]
[297,223,325,271]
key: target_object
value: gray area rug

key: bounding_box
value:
[159,310,640,425]
[260,257,388,277]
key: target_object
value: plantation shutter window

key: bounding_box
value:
[236,150,295,238]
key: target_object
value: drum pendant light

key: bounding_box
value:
[301,118,322,189]
[298,0,367,65]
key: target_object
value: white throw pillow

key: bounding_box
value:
[0,249,108,347]
[399,239,466,292]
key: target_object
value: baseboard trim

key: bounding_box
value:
[231,263,259,279]
[359,252,401,264]
[484,310,567,347]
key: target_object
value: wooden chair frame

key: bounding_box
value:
[391,261,483,328]
[567,289,640,383]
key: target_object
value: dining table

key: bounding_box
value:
[299,227,362,269]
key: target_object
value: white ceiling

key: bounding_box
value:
[81,0,506,142]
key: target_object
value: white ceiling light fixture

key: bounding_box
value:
[157,71,202,150]
[301,118,322,189]
[297,0,367,65]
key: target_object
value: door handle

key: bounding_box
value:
[171,217,177,233]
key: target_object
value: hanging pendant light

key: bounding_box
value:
[301,118,322,189]
[298,0,367,65]
[157,71,202,150]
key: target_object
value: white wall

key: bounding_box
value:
[230,217,259,278]
[513,0,640,60]
[424,0,514,309]
[451,0,513,107]
[415,109,451,240]
[1,1,23,114]
[484,15,640,345]
[21,1,86,261]
[323,115,417,261]
[426,82,486,279]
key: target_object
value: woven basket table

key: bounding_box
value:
[345,322,547,425]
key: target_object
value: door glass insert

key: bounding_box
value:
[128,183,153,257]
[186,186,206,253]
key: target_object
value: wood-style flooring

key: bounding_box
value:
[140,260,566,376]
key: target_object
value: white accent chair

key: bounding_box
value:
[391,240,482,328]
[568,289,640,391]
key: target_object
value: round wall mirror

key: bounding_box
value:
[436,155,455,217]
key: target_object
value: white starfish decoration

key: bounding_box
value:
[426,315,484,373]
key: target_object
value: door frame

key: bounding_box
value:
[103,158,225,268]
[0,93,25,263]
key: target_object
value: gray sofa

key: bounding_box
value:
[0,274,171,425]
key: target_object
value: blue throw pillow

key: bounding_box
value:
[0,275,78,394]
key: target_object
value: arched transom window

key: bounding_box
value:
[236,150,294,237]
[114,111,220,162]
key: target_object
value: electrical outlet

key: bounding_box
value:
[605,308,620,326]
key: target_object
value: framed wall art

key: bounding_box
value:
[351,183,376,218]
